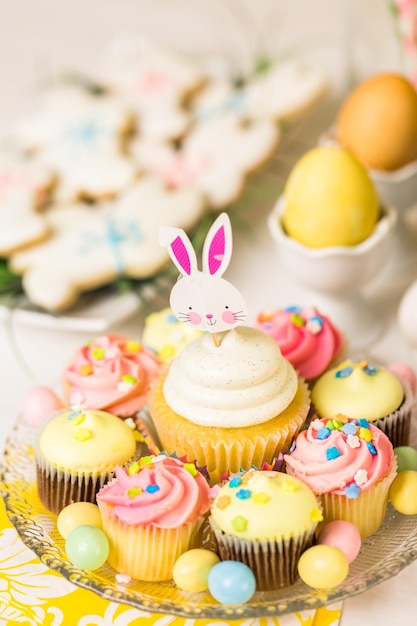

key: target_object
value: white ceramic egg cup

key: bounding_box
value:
[268,196,398,350]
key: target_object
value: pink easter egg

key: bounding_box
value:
[317,520,361,564]
[22,386,64,427]
[388,362,417,396]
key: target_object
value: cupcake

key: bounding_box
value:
[96,455,213,581]
[63,334,162,419]
[148,325,311,483]
[311,359,415,447]
[36,408,137,515]
[209,469,323,589]
[143,306,203,363]
[255,305,344,382]
[284,416,397,538]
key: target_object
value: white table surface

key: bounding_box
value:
[2,1,417,624]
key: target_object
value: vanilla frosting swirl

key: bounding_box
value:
[284,417,395,496]
[96,456,212,528]
[64,335,162,417]
[163,326,298,427]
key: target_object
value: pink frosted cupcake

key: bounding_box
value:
[96,455,213,581]
[255,305,344,382]
[63,334,162,419]
[284,416,397,538]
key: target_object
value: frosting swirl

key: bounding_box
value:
[64,335,162,416]
[284,417,395,496]
[256,305,343,379]
[163,326,299,427]
[96,456,213,528]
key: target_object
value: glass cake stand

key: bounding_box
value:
[1,418,417,620]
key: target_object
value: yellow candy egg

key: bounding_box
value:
[389,470,417,515]
[297,545,349,589]
[57,502,103,539]
[173,549,220,592]
[282,145,379,248]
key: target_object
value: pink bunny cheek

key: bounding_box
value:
[222,310,236,324]
[189,311,202,325]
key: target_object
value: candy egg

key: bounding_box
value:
[57,502,102,539]
[317,520,361,563]
[394,447,417,473]
[65,525,109,571]
[22,385,64,427]
[297,545,349,589]
[389,470,417,515]
[208,561,256,604]
[173,549,220,592]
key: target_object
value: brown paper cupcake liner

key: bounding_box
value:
[209,517,316,590]
[98,501,205,581]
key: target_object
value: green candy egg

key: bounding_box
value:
[65,525,109,571]
[394,446,417,473]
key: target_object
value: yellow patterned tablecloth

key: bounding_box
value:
[0,498,342,626]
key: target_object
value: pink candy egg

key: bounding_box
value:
[388,362,417,396]
[22,386,64,427]
[317,520,362,563]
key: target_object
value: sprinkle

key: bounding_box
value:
[74,428,92,442]
[72,413,85,426]
[68,409,84,421]
[116,573,131,584]
[311,418,324,431]
[229,476,242,488]
[134,430,145,443]
[216,495,231,510]
[347,434,360,448]
[317,427,331,440]
[358,418,370,429]
[124,418,136,430]
[354,469,368,486]
[291,313,305,327]
[281,479,299,493]
[145,484,160,494]
[261,322,273,330]
[236,488,251,500]
[127,487,142,498]
[335,366,354,378]
[78,364,93,376]
[289,440,296,453]
[284,305,301,313]
[311,508,324,522]
[331,419,344,430]
[231,515,248,532]
[159,345,176,360]
[167,313,178,324]
[91,347,105,360]
[363,364,378,375]
[128,462,140,475]
[367,442,377,455]
[359,427,372,442]
[121,374,137,385]
[357,360,368,369]
[184,463,198,476]
[139,456,154,467]
[253,492,270,504]
[345,483,361,499]
[342,422,357,435]
[125,340,142,353]
[306,315,323,334]
[258,311,274,322]
[335,414,349,424]
[326,446,341,460]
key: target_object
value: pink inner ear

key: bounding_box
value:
[171,236,191,275]
[208,226,225,275]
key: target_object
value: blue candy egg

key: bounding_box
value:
[208,560,256,604]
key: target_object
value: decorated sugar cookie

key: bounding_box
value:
[10,176,206,311]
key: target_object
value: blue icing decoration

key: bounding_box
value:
[262,322,273,330]
[363,365,378,375]
[167,313,178,324]
[367,442,377,455]
[145,484,160,494]
[326,446,341,460]
[284,305,301,313]
[342,423,357,435]
[335,366,354,378]
[78,218,142,273]
[317,427,331,440]
[345,483,361,499]
[358,418,370,428]
[68,409,84,420]
[236,488,251,500]
[229,476,242,488]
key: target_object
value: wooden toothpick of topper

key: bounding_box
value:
[159,212,247,347]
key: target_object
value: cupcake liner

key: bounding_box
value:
[209,517,316,590]
[98,501,205,581]
[149,375,310,484]
[372,378,414,448]
[319,460,397,539]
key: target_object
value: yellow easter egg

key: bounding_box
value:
[173,549,220,592]
[57,502,102,539]
[297,545,349,589]
[389,470,417,515]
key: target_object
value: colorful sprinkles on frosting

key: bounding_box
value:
[335,361,379,379]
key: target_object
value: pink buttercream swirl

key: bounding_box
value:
[284,417,395,496]
[64,335,162,417]
[96,456,213,528]
[256,306,343,379]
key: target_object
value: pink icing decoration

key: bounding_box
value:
[284,418,395,495]
[96,457,212,528]
[256,306,343,379]
[64,335,162,417]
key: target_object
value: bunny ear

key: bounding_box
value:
[159,226,197,276]
[202,212,232,277]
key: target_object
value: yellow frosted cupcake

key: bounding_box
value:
[143,306,203,363]
[149,325,310,483]
[35,408,137,515]
[209,470,322,589]
[96,455,213,581]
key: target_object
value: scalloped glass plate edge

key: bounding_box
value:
[2,417,417,619]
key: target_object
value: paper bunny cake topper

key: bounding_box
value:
[159,212,247,342]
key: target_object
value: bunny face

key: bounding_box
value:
[170,272,247,332]
[159,212,247,336]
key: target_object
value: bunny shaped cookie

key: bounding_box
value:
[159,212,247,335]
